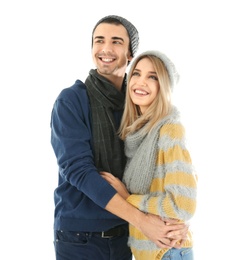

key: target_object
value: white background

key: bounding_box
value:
[1,0,250,259]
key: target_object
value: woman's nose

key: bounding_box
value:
[137,78,146,87]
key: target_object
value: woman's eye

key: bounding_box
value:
[132,72,140,76]
[150,75,158,80]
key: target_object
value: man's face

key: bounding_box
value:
[92,23,132,78]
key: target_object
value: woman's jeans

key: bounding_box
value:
[161,247,194,260]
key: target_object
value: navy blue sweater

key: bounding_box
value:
[50,79,126,232]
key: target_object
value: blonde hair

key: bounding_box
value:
[119,54,172,140]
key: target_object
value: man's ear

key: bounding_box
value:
[128,54,133,62]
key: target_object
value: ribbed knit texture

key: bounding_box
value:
[124,106,198,260]
[123,115,168,194]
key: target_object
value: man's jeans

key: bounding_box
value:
[54,229,132,260]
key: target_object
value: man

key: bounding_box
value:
[50,15,188,260]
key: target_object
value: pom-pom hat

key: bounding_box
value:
[93,15,139,58]
[131,50,180,90]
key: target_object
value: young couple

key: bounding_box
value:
[50,15,197,260]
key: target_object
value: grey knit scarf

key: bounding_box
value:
[123,108,178,194]
[85,69,126,179]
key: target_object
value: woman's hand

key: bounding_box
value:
[100,171,130,200]
[162,218,189,248]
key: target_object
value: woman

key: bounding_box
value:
[101,50,198,260]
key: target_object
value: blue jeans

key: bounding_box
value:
[54,229,132,260]
[161,248,194,260]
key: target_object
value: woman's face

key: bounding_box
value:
[129,57,159,114]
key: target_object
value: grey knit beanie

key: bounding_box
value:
[92,15,139,57]
[132,50,180,90]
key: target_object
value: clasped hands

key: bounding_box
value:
[100,171,188,249]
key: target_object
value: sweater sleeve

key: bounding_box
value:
[50,83,117,208]
[126,123,197,221]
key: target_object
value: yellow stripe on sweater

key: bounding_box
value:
[160,123,185,139]
[162,195,196,216]
[157,146,192,164]
[150,172,197,192]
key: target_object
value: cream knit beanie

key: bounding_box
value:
[131,50,180,90]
